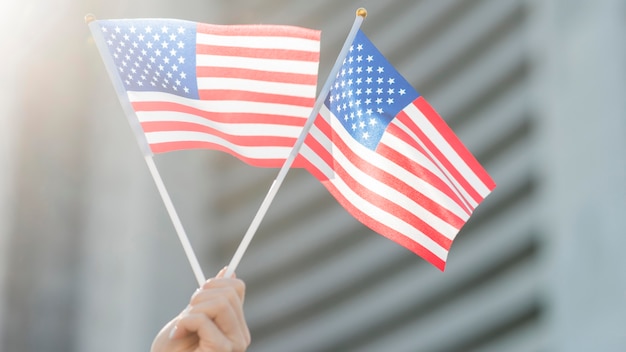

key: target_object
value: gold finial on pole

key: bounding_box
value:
[356,8,367,18]
[84,13,97,24]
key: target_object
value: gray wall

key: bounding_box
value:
[1,0,624,351]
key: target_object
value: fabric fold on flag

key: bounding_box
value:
[296,30,496,270]
[93,18,321,167]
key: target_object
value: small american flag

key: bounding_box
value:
[298,30,496,270]
[94,18,320,166]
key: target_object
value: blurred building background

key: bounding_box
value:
[1,0,625,351]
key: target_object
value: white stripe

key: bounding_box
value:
[299,122,335,179]
[196,54,319,75]
[146,131,293,159]
[405,103,491,197]
[135,111,303,137]
[197,32,320,52]
[197,77,317,98]
[127,91,313,118]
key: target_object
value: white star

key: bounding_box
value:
[130,26,136,33]
[145,26,152,33]
[387,98,394,104]
[161,26,168,33]
[377,66,384,73]
[366,55,374,62]
[177,41,185,49]
[388,78,395,84]
[399,89,406,95]
[362,131,369,139]
[178,56,185,64]
[169,34,176,41]
[357,44,363,51]
[387,88,395,95]
[177,27,185,34]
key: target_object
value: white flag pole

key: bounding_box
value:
[86,14,206,286]
[225,8,368,278]
[143,155,206,285]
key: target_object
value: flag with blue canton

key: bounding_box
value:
[90,18,320,166]
[299,29,496,270]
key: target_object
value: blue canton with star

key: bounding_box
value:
[325,30,419,151]
[99,19,199,99]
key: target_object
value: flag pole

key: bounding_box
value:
[225,8,368,277]
[86,14,206,286]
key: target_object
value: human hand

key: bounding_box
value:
[151,268,251,352]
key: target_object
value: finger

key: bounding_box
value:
[173,312,234,351]
[216,266,239,280]
[191,285,247,336]
[188,299,248,351]
[200,277,246,302]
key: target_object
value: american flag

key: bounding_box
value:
[94,18,320,166]
[297,30,496,270]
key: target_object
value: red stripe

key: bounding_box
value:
[131,101,306,126]
[415,97,496,191]
[196,44,319,62]
[196,66,318,85]
[320,180,447,271]
[150,141,287,168]
[141,121,297,147]
[397,108,483,205]
[197,89,315,107]
[383,123,472,215]
[197,23,321,41]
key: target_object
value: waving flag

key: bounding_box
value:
[298,30,496,270]
[92,18,320,166]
